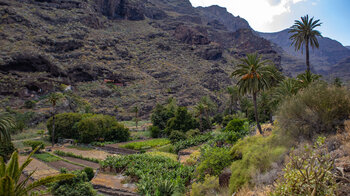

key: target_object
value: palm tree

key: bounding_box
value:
[0,147,74,195]
[231,53,277,135]
[132,106,139,129]
[0,112,16,161]
[47,92,63,147]
[296,71,321,88]
[289,15,322,73]
[199,96,216,129]
[272,78,300,104]
[194,103,205,131]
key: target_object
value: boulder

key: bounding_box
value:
[219,167,231,187]
[175,25,210,45]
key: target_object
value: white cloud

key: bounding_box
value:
[189,0,308,32]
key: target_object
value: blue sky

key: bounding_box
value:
[189,0,350,46]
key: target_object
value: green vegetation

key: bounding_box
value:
[100,154,193,195]
[277,82,350,139]
[47,92,64,146]
[146,151,177,161]
[83,167,95,181]
[272,137,337,196]
[51,168,96,196]
[169,130,187,143]
[190,175,221,196]
[0,149,74,195]
[165,106,198,135]
[54,150,100,163]
[23,140,45,151]
[173,133,212,153]
[0,112,15,161]
[120,138,170,150]
[228,133,287,193]
[33,152,62,162]
[47,113,130,143]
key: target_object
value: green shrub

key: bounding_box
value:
[196,146,232,179]
[83,167,94,181]
[104,123,130,142]
[149,125,161,138]
[272,137,337,196]
[0,141,15,162]
[212,113,223,125]
[173,133,212,153]
[229,134,286,193]
[277,82,350,139]
[54,150,100,163]
[190,175,220,196]
[23,140,45,151]
[151,104,175,130]
[222,115,235,127]
[51,169,96,196]
[225,118,246,132]
[169,130,186,143]
[33,152,61,162]
[165,107,197,134]
[47,113,88,141]
[186,129,200,138]
[120,138,170,150]
[24,100,36,109]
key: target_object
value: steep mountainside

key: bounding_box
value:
[346,46,350,50]
[0,0,280,119]
[259,29,350,77]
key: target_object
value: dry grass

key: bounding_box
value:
[235,185,272,196]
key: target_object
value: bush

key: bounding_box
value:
[151,104,175,130]
[51,169,96,196]
[222,115,235,127]
[23,140,45,151]
[165,107,197,134]
[83,167,94,181]
[190,175,220,196]
[24,100,36,109]
[0,141,15,162]
[76,114,128,143]
[229,134,286,193]
[225,118,246,132]
[196,146,232,179]
[47,113,88,141]
[173,133,212,153]
[277,82,350,139]
[186,129,200,138]
[104,123,130,142]
[149,125,161,138]
[212,113,223,125]
[272,137,337,196]
[169,130,187,143]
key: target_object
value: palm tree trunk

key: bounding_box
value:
[52,109,55,147]
[306,40,310,73]
[253,93,262,135]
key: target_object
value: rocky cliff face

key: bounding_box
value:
[0,0,282,119]
[259,29,350,77]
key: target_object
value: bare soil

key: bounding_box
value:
[92,173,137,194]
[52,146,113,160]
[46,160,84,171]
[62,156,100,169]
[19,155,59,180]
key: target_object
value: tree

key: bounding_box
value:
[296,71,321,88]
[0,112,16,161]
[289,15,322,73]
[194,103,205,131]
[0,148,74,195]
[47,92,63,147]
[333,77,342,87]
[198,96,216,130]
[231,53,277,134]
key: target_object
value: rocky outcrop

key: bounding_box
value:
[174,25,210,45]
[95,0,145,20]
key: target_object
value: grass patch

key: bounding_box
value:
[130,130,151,140]
[33,152,62,162]
[54,150,100,163]
[119,138,170,150]
[146,151,177,161]
[121,120,151,128]
[11,129,40,141]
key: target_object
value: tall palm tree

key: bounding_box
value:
[0,147,74,195]
[226,86,240,115]
[194,103,205,131]
[289,15,322,73]
[231,53,277,135]
[296,71,321,88]
[199,96,216,129]
[47,92,63,147]
[132,106,139,129]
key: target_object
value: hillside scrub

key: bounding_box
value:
[229,133,287,193]
[277,82,350,139]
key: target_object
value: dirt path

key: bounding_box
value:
[19,155,59,180]
[46,160,84,171]
[52,146,113,160]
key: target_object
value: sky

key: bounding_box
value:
[189,0,350,46]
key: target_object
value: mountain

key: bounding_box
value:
[0,0,280,119]
[346,46,350,50]
[259,29,350,77]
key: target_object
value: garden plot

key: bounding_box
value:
[91,173,138,196]
[178,146,201,164]
[118,138,171,151]
[52,146,113,160]
[62,156,100,169]
[19,155,59,180]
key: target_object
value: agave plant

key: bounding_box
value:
[0,147,74,196]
